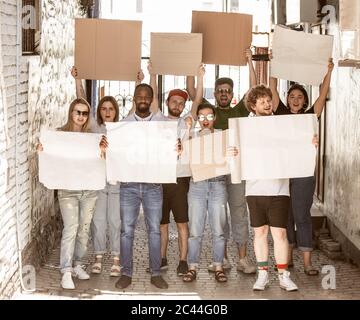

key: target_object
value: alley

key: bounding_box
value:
[14,213,360,300]
[1,0,360,301]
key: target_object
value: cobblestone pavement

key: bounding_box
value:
[14,212,360,300]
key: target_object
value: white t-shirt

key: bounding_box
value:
[245,179,289,196]
[173,112,193,178]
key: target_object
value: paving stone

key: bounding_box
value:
[324,241,342,252]
[13,212,360,300]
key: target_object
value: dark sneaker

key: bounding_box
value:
[151,275,168,289]
[146,258,168,273]
[115,275,132,289]
[177,260,188,276]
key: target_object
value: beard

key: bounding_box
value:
[136,103,151,114]
[168,107,182,117]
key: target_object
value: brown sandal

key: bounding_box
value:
[183,269,196,282]
[304,265,319,276]
[215,270,227,283]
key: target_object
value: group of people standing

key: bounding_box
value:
[37,47,334,292]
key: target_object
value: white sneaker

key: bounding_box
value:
[208,258,231,272]
[61,271,75,290]
[253,270,269,291]
[237,257,257,274]
[73,265,90,280]
[278,270,298,292]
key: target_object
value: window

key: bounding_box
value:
[22,0,40,55]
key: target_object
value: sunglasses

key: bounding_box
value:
[215,88,232,95]
[73,110,89,117]
[198,114,215,122]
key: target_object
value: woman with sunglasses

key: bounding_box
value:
[269,58,334,276]
[183,103,238,284]
[71,67,143,278]
[37,98,98,289]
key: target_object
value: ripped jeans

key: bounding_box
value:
[187,177,228,268]
[58,190,97,273]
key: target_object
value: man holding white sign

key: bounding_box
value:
[135,63,204,276]
[102,83,177,290]
[240,85,318,292]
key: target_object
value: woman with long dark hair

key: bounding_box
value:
[269,59,334,276]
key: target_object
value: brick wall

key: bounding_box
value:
[0,0,82,299]
[0,0,21,299]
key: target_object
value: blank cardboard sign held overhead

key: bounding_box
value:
[271,25,333,86]
[150,33,202,76]
[75,18,142,81]
[191,11,253,66]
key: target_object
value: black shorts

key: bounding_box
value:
[161,177,190,224]
[246,196,290,228]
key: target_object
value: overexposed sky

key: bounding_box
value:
[100,0,271,55]
[98,0,272,111]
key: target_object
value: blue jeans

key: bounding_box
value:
[287,176,315,251]
[58,190,97,273]
[91,183,121,256]
[187,177,227,268]
[226,175,249,248]
[120,183,163,277]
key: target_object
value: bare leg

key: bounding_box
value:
[239,244,246,259]
[303,251,311,268]
[176,222,189,261]
[253,225,269,262]
[160,224,169,259]
[288,245,294,265]
[270,227,289,273]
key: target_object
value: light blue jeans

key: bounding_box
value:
[91,183,121,256]
[226,175,249,248]
[120,183,163,277]
[58,190,97,273]
[187,177,228,268]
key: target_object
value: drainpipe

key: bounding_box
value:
[91,0,100,114]
[15,0,35,293]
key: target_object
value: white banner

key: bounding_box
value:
[39,130,105,190]
[106,121,178,183]
[229,114,318,181]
